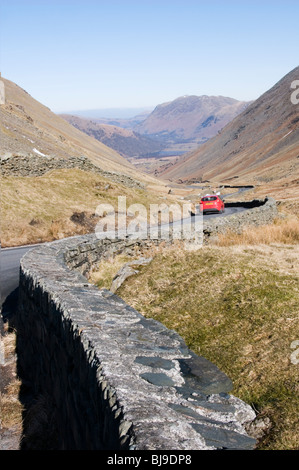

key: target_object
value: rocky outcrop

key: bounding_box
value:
[17,234,257,450]
[110,257,153,293]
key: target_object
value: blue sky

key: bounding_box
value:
[0,0,298,114]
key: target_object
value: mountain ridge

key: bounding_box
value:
[135,94,250,145]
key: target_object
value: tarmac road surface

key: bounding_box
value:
[1,245,37,307]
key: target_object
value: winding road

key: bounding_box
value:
[1,179,253,309]
[0,205,248,313]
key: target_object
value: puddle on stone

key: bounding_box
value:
[140,372,175,387]
[135,356,175,370]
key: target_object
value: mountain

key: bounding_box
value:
[160,67,299,196]
[134,95,250,154]
[0,77,141,177]
[60,114,164,158]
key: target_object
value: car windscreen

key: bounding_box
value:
[201,197,217,201]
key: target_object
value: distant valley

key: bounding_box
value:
[59,114,165,159]
[60,95,250,168]
[59,67,299,204]
[160,66,299,203]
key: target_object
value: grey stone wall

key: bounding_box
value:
[0,153,144,189]
[17,233,257,450]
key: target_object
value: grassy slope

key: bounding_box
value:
[1,168,172,247]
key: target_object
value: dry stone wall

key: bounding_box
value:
[0,152,144,189]
[203,197,278,239]
[16,198,277,450]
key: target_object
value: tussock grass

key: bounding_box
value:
[0,327,23,433]
[117,244,299,450]
[216,217,299,246]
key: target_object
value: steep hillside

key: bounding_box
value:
[0,77,179,247]
[160,67,299,201]
[135,95,249,152]
[60,114,164,158]
[0,77,146,179]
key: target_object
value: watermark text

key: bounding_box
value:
[0,336,5,365]
[290,340,299,365]
[95,196,203,250]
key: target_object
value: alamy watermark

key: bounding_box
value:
[290,340,299,365]
[290,80,299,105]
[0,335,5,365]
[94,196,203,249]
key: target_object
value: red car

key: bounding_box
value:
[200,194,225,214]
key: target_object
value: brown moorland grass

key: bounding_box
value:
[1,168,174,247]
[216,217,299,246]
